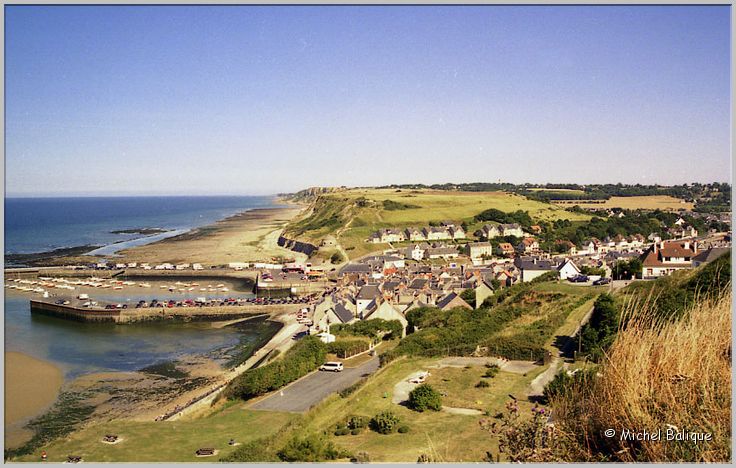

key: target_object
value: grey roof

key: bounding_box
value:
[357,284,381,300]
[409,278,429,290]
[692,247,730,264]
[340,263,372,275]
[514,257,555,271]
[427,247,458,255]
[334,303,354,323]
[435,292,459,309]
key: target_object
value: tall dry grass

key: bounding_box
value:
[552,288,732,462]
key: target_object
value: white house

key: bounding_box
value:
[557,259,581,280]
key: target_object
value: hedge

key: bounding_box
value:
[225,336,327,400]
[327,338,371,358]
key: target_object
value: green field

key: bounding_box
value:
[285,188,590,258]
[12,403,297,463]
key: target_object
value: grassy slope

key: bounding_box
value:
[285,189,590,258]
[13,403,296,462]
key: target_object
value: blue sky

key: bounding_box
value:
[5,5,731,196]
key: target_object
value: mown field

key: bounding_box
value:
[285,189,590,258]
[552,195,692,211]
[12,404,297,462]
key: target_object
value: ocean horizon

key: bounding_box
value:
[4,195,280,256]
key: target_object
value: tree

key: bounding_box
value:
[460,288,476,308]
[407,384,442,412]
[370,411,401,434]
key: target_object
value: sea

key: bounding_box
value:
[4,195,278,255]
[3,196,282,380]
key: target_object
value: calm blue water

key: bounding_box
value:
[3,196,282,381]
[4,196,278,255]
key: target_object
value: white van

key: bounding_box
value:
[319,362,344,372]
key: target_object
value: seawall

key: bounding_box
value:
[30,300,304,324]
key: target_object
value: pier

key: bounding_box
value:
[30,297,306,324]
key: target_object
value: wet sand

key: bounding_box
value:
[5,352,64,448]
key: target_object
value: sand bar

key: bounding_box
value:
[5,352,63,427]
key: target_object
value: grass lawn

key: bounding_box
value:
[424,365,544,412]
[293,357,545,462]
[13,402,296,463]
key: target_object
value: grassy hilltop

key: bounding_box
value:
[283,188,590,258]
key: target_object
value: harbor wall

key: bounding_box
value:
[30,300,303,324]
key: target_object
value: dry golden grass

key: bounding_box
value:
[552,289,732,462]
[554,195,693,211]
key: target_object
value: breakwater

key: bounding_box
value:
[30,299,304,324]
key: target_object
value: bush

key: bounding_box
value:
[484,365,500,378]
[407,384,443,412]
[331,319,403,341]
[398,425,411,433]
[334,428,350,436]
[369,410,401,434]
[351,451,371,463]
[327,339,370,358]
[339,377,368,398]
[277,434,346,462]
[476,380,490,388]
[225,336,327,400]
[346,415,368,430]
[330,251,344,264]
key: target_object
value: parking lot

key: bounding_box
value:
[249,356,380,413]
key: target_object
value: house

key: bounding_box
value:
[356,284,381,315]
[404,243,429,261]
[498,223,524,238]
[449,225,466,239]
[514,257,556,282]
[478,224,501,239]
[691,247,730,267]
[496,242,515,257]
[426,245,459,260]
[556,259,581,280]
[435,292,473,311]
[423,226,451,241]
[362,300,408,337]
[555,240,577,255]
[474,279,495,309]
[466,242,494,261]
[311,296,355,334]
[517,237,539,254]
[530,225,542,234]
[405,227,427,242]
[371,228,406,244]
[641,240,698,278]
[578,239,599,256]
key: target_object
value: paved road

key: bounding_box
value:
[249,357,380,413]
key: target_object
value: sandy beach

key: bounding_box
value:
[5,352,64,448]
[110,205,307,265]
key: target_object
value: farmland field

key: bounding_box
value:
[551,195,692,211]
[285,188,590,258]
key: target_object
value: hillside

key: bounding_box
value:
[283,188,590,259]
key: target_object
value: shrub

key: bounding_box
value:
[327,339,370,358]
[225,336,327,400]
[346,415,368,430]
[351,451,371,463]
[339,377,368,398]
[484,365,500,378]
[476,380,490,388]
[369,411,401,434]
[277,434,346,462]
[330,251,344,264]
[332,319,403,341]
[398,425,410,434]
[334,428,350,436]
[407,384,442,412]
[350,428,362,435]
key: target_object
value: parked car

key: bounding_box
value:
[319,362,344,372]
[569,275,589,283]
[593,277,612,286]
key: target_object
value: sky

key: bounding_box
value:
[4,5,732,196]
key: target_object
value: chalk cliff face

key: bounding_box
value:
[281,186,347,202]
[277,235,318,256]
